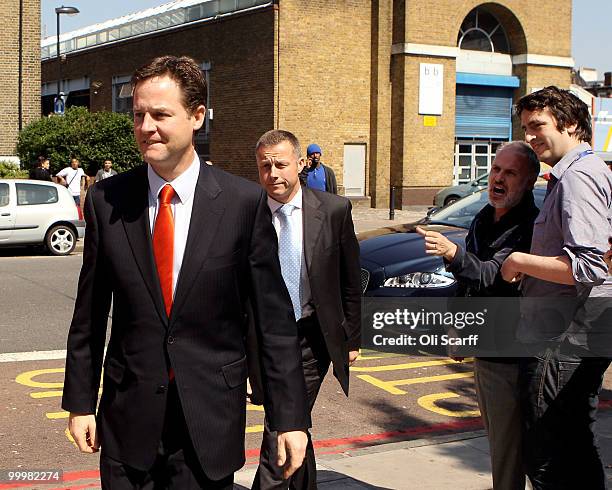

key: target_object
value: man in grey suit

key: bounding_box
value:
[250,129,361,489]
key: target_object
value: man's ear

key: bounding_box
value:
[297,158,305,173]
[565,122,578,137]
[192,105,206,131]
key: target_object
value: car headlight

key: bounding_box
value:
[383,267,456,289]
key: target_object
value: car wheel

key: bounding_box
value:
[45,225,76,256]
[444,195,459,206]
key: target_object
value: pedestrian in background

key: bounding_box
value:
[94,159,117,182]
[56,157,87,205]
[302,143,337,194]
[29,156,52,181]
[251,130,361,489]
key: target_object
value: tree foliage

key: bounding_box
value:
[0,161,28,179]
[17,107,141,176]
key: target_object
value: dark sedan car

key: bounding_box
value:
[360,185,546,297]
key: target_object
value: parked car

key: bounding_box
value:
[432,172,489,208]
[0,179,85,255]
[360,184,546,297]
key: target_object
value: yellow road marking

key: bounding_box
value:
[351,358,473,372]
[357,371,474,395]
[604,125,612,152]
[15,368,65,388]
[246,425,264,433]
[418,392,480,418]
[31,390,63,398]
[46,411,69,419]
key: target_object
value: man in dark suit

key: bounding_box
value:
[251,130,361,489]
[62,56,309,489]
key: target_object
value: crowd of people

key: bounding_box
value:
[53,55,610,490]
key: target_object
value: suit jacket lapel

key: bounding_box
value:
[302,187,324,274]
[171,163,225,318]
[120,165,168,325]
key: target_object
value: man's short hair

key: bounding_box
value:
[255,130,302,160]
[131,55,207,116]
[514,86,592,143]
[496,141,540,182]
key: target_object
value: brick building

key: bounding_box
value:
[1,0,41,162]
[40,0,573,206]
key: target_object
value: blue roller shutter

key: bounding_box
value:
[455,85,513,139]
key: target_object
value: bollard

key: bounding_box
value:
[389,185,395,220]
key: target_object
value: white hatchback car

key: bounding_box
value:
[0,179,85,256]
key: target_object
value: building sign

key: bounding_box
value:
[423,116,437,127]
[419,63,443,115]
[594,97,612,152]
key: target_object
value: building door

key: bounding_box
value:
[343,144,366,196]
[454,84,513,184]
[454,139,504,184]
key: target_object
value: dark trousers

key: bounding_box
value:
[100,383,233,490]
[519,350,610,490]
[252,317,331,490]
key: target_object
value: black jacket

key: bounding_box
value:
[248,186,361,403]
[62,161,309,479]
[446,192,539,297]
[445,192,539,360]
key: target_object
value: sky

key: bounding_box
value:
[41,0,610,78]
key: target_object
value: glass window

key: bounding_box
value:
[98,31,108,43]
[16,184,58,206]
[201,1,219,17]
[86,34,97,46]
[238,0,256,8]
[119,25,132,38]
[108,28,119,40]
[219,0,236,14]
[460,31,492,52]
[457,8,509,54]
[76,37,87,49]
[132,21,145,34]
[170,11,185,24]
[0,183,9,207]
[157,14,171,28]
[144,18,157,31]
[188,5,201,21]
[113,81,133,114]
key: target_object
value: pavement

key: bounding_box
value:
[6,204,611,490]
[350,206,430,234]
[233,407,612,489]
[232,204,612,489]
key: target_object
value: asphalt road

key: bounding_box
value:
[0,251,84,353]
[1,249,611,489]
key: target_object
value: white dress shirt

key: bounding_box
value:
[267,186,313,318]
[148,152,200,298]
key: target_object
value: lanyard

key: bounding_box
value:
[546,149,594,199]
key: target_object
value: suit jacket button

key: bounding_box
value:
[156,385,166,394]
[167,336,175,344]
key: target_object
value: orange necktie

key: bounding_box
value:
[153,184,176,317]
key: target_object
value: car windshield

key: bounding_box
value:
[424,191,489,229]
[424,185,546,229]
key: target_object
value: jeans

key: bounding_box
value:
[519,350,610,490]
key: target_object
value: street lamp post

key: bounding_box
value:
[55,5,79,114]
